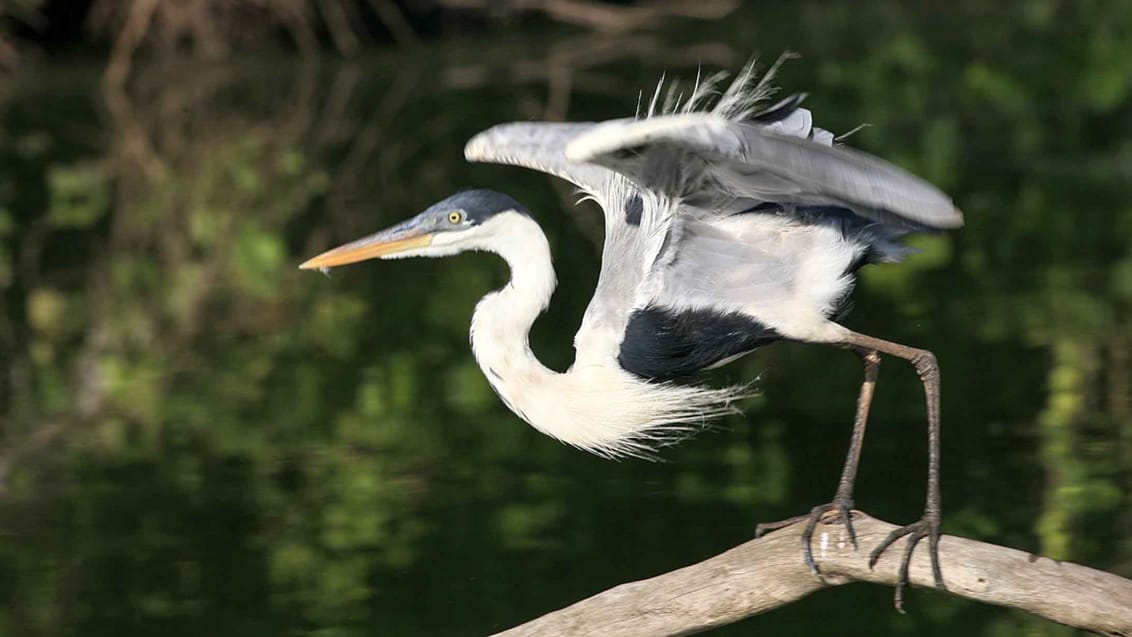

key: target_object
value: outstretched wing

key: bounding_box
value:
[564,112,962,231]
[465,121,666,369]
[464,122,614,195]
[572,92,963,375]
[464,68,962,374]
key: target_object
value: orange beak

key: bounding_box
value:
[299,222,433,270]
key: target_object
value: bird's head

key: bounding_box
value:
[299,189,529,270]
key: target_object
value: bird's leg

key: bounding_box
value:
[755,348,880,579]
[839,330,946,610]
[812,348,881,550]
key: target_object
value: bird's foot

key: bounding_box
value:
[755,496,858,579]
[868,511,946,612]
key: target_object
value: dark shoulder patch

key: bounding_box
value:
[624,195,643,226]
[618,306,780,380]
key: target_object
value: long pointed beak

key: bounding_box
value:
[299,220,433,270]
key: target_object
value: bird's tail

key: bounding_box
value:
[520,365,752,460]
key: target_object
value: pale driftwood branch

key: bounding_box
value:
[490,512,1132,637]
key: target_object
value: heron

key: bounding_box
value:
[300,61,961,605]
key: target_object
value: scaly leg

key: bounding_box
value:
[839,331,946,610]
[755,348,881,578]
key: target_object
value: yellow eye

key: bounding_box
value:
[448,211,462,224]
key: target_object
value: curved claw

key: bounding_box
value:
[757,499,858,579]
[800,502,858,576]
[868,514,946,611]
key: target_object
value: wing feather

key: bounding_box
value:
[464,122,614,195]
[564,113,963,230]
[463,62,962,369]
[464,120,660,366]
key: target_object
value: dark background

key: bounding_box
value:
[2,1,1131,635]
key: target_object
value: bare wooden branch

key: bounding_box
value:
[490,512,1132,637]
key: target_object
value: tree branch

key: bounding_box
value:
[489,512,1132,636]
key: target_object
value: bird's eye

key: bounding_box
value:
[448,211,463,224]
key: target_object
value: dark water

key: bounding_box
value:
[2,3,1131,635]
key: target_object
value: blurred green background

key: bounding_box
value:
[2,1,1131,635]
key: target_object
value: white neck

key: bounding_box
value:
[464,211,745,457]
[469,213,559,423]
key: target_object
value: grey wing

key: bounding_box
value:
[564,111,963,231]
[577,103,962,373]
[465,122,615,195]
[464,122,661,367]
[642,209,868,339]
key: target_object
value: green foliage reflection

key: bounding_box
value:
[2,4,1131,636]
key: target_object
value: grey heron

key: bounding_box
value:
[300,62,961,606]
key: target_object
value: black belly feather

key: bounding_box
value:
[617,306,781,380]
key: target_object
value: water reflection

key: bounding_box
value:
[2,4,1131,636]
